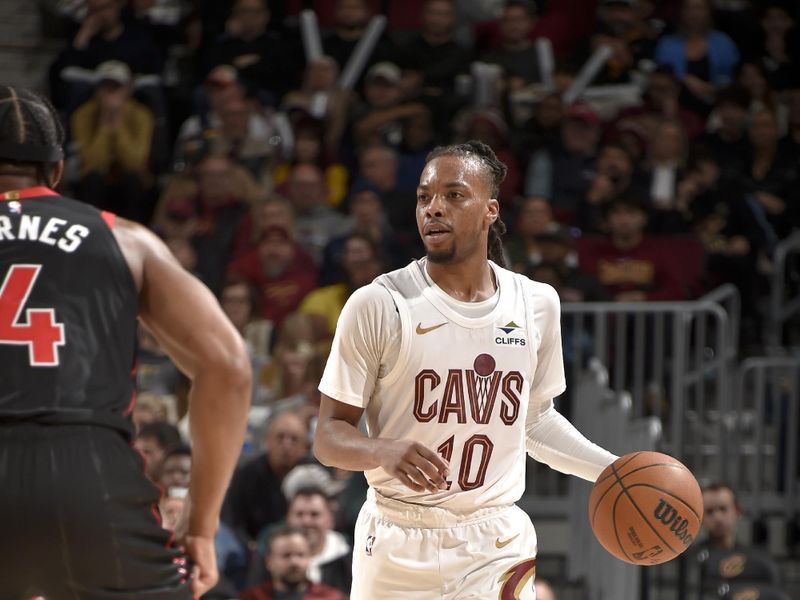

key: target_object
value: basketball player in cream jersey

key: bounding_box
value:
[314,141,618,599]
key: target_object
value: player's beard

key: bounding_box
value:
[426,242,456,264]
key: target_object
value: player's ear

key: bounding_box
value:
[486,197,499,226]
[47,160,64,189]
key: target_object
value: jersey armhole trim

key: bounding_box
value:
[519,275,539,373]
[379,286,410,387]
[100,210,116,229]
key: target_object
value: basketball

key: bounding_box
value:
[588,451,704,566]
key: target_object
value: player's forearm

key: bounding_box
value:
[526,406,618,482]
[314,418,384,471]
[186,359,251,538]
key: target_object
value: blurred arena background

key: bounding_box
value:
[3,0,798,598]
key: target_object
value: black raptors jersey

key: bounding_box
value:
[0,187,138,424]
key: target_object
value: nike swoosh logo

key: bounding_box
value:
[416,322,447,335]
[495,534,519,549]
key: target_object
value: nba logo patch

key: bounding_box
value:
[632,546,663,561]
[7,200,21,214]
[365,535,376,556]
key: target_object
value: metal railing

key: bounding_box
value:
[726,356,800,516]
[523,285,740,502]
[518,289,800,599]
[559,285,739,478]
[767,232,800,352]
[567,361,661,600]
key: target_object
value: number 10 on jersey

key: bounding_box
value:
[437,434,494,491]
[0,264,65,366]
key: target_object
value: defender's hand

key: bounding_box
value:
[183,534,218,597]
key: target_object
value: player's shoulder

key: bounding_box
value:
[52,192,92,210]
[528,279,561,306]
[31,193,127,238]
[340,262,421,324]
[373,260,424,299]
[343,280,396,315]
[336,281,399,338]
[29,192,102,219]
[497,264,561,306]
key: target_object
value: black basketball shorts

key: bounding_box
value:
[0,423,192,600]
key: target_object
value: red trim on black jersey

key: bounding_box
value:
[1,186,58,201]
[131,443,187,583]
[100,210,117,229]
[123,361,138,417]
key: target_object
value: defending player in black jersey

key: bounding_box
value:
[0,87,251,598]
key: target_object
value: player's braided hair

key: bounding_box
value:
[0,86,65,186]
[425,140,508,267]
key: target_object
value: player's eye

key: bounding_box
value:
[417,194,429,203]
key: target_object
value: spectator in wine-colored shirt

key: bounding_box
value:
[227,225,319,327]
[578,196,686,301]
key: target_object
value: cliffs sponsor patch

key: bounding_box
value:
[495,321,526,347]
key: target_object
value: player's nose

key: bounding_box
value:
[426,193,446,216]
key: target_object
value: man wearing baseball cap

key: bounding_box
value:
[70,60,155,222]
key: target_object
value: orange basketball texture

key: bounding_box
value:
[588,451,704,566]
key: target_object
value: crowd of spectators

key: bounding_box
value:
[39,0,800,597]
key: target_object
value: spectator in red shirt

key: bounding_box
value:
[232,195,297,260]
[579,196,686,301]
[228,225,318,327]
[153,151,258,293]
[240,527,345,600]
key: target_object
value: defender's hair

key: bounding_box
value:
[424,140,508,267]
[0,86,64,185]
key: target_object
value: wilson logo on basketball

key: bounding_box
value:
[653,499,694,546]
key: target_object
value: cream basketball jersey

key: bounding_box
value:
[319,258,567,512]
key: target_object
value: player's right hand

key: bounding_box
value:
[378,439,450,492]
[183,534,218,597]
